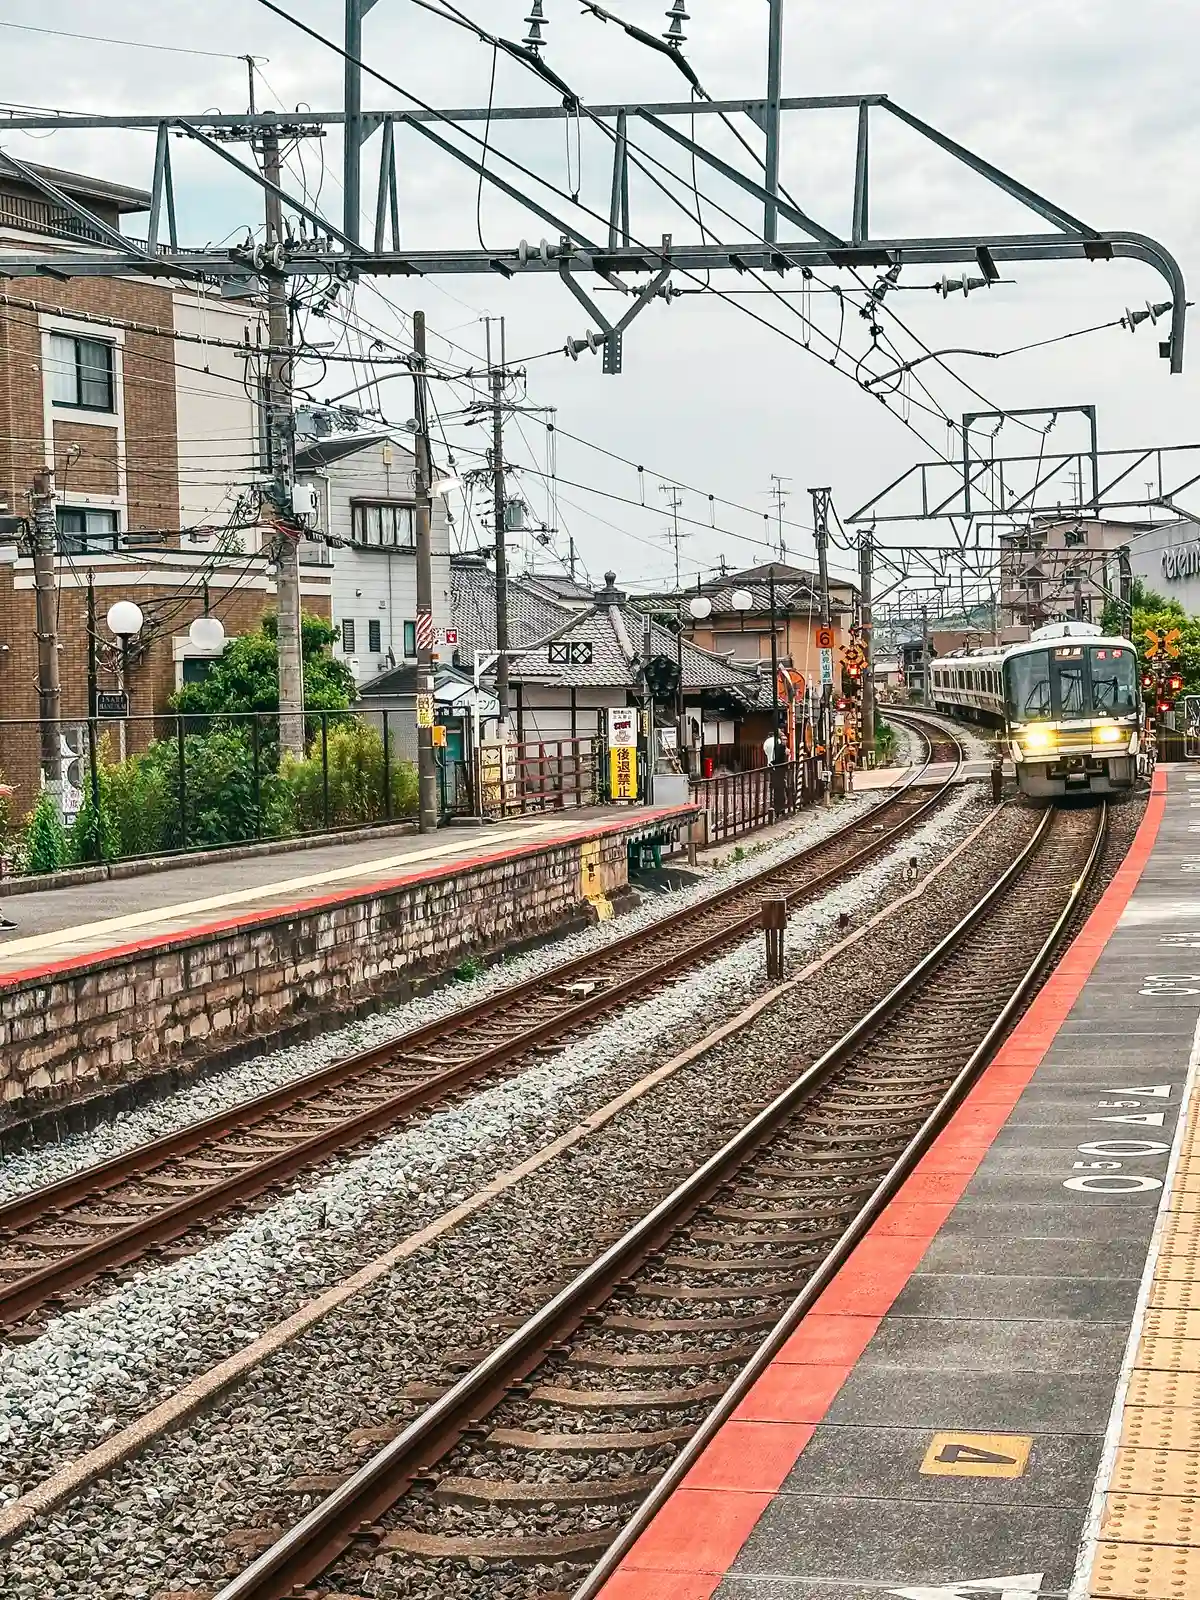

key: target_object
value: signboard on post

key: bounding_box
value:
[816,626,834,651]
[819,648,834,685]
[416,693,435,728]
[607,706,639,800]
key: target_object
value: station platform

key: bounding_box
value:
[0,801,693,987]
[601,766,1200,1600]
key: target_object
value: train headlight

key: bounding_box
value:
[1095,725,1126,745]
[1022,726,1055,752]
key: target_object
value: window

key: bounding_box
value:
[181,657,215,686]
[1005,652,1053,720]
[57,506,118,553]
[50,333,115,411]
[403,620,416,657]
[342,618,356,653]
[368,618,382,654]
[352,502,415,548]
[1090,646,1138,715]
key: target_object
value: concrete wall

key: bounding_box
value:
[0,823,640,1129]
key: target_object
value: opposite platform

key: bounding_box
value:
[602,765,1200,1600]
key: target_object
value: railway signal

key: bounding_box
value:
[1144,626,1182,659]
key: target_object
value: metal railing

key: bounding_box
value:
[689,757,818,846]
[0,710,426,875]
[477,737,600,818]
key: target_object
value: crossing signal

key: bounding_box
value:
[1167,673,1185,695]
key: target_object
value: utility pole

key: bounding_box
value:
[29,469,62,796]
[769,475,790,560]
[412,311,439,834]
[858,529,876,762]
[920,603,931,707]
[488,318,511,734]
[810,486,833,770]
[1118,545,1133,639]
[659,485,686,589]
[262,121,304,757]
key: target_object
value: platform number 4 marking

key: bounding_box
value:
[889,1574,1045,1600]
[920,1432,1032,1478]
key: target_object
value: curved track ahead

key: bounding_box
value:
[212,798,1105,1600]
[0,723,963,1332]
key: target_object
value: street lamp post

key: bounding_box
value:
[686,594,712,772]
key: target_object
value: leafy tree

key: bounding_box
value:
[25,791,68,875]
[1101,576,1174,635]
[170,611,355,720]
[1132,603,1200,696]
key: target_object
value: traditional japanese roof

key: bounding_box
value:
[450,555,573,661]
[508,571,763,702]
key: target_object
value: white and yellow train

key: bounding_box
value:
[927,621,1143,799]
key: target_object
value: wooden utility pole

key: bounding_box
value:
[412,311,439,833]
[29,469,62,792]
[262,125,304,757]
[858,529,876,760]
[489,318,511,731]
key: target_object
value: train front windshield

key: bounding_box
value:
[1005,644,1138,723]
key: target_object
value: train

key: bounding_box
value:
[927,620,1143,799]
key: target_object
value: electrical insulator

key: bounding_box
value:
[664,2,689,47]
[524,0,547,53]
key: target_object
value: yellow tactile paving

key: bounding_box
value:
[1120,1408,1200,1453]
[1149,1281,1200,1311]
[1101,1491,1200,1546]
[1126,1371,1200,1410]
[1133,1336,1200,1376]
[1086,1089,1200,1600]
[1090,1538,1200,1598]
[1110,1447,1200,1498]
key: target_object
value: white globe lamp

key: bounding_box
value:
[731,588,754,612]
[688,595,713,621]
[188,615,226,652]
[106,600,144,639]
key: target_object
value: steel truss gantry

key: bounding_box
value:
[0,0,1186,375]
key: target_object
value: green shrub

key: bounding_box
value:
[25,791,68,875]
[280,720,418,830]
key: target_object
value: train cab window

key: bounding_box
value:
[1090,646,1137,715]
[1006,652,1052,720]
[1057,660,1086,716]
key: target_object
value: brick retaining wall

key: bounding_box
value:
[0,824,639,1126]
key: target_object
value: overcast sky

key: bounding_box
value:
[2,0,1197,596]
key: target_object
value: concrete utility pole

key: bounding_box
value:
[1118,545,1133,639]
[659,485,686,588]
[921,604,932,706]
[489,318,511,733]
[262,125,304,757]
[858,529,876,761]
[412,311,439,834]
[810,486,833,762]
[29,469,62,794]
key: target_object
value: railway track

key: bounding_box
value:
[211,798,1104,1600]
[0,719,961,1334]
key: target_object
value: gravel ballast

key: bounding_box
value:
[0,788,1068,1599]
[0,785,984,1501]
[0,790,886,1208]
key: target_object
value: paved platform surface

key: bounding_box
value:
[602,766,1200,1600]
[0,802,694,984]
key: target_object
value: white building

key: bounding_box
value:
[294,433,452,687]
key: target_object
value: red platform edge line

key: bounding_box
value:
[0,803,696,990]
[601,770,1167,1600]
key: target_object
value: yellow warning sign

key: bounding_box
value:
[609,744,638,800]
[920,1433,1032,1478]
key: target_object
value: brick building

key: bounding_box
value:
[0,162,331,810]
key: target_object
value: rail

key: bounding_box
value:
[0,726,960,1328]
[214,785,1101,1600]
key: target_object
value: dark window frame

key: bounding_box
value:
[342,617,356,654]
[50,332,115,413]
[350,500,416,550]
[56,505,119,554]
[403,619,416,657]
[368,618,382,654]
